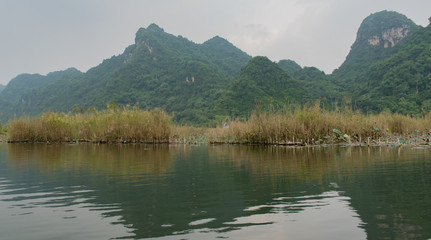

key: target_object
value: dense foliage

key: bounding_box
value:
[277,59,302,76]
[216,56,308,118]
[354,24,431,115]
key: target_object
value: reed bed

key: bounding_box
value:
[207,104,431,146]
[170,125,208,144]
[7,107,171,143]
[6,104,431,146]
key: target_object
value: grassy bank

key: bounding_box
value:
[6,104,431,146]
[7,107,171,143]
[207,104,431,146]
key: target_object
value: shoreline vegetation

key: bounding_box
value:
[4,104,431,147]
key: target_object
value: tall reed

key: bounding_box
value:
[207,104,431,145]
[6,104,431,145]
[7,107,172,143]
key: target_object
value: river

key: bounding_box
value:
[0,144,430,239]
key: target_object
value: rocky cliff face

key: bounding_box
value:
[355,10,418,49]
[367,24,412,48]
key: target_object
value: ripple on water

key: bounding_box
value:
[189,218,217,226]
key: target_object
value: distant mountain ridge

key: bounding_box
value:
[0,68,82,121]
[0,10,430,125]
[0,24,251,125]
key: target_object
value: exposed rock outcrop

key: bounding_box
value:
[367,25,412,48]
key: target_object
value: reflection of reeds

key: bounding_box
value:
[207,145,431,184]
[6,144,174,177]
[7,107,171,143]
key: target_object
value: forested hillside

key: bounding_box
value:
[331,10,419,90]
[0,10,430,125]
[354,24,431,115]
[331,11,431,116]
[0,68,82,121]
[0,24,251,125]
[216,56,308,117]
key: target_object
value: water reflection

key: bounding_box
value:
[6,143,174,176]
[206,145,431,239]
[0,178,131,239]
[0,144,430,239]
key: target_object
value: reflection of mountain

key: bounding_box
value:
[337,147,431,240]
[207,146,431,239]
[1,144,430,239]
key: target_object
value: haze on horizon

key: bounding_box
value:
[0,0,430,85]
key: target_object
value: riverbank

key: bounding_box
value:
[5,105,431,147]
[204,104,431,147]
[7,107,171,143]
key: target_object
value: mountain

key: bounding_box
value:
[1,10,430,125]
[293,67,341,106]
[0,68,82,121]
[0,84,5,93]
[201,36,251,77]
[329,10,431,115]
[278,59,302,76]
[0,68,81,104]
[277,60,342,107]
[354,23,431,115]
[217,56,308,117]
[332,11,419,90]
[0,24,251,125]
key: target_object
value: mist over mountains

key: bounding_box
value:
[1,10,430,125]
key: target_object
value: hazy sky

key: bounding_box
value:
[1,0,430,85]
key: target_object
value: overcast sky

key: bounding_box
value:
[0,0,430,85]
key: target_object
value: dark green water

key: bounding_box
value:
[0,144,430,240]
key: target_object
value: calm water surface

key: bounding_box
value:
[0,144,430,239]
